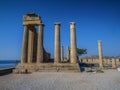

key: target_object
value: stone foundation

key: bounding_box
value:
[16,63,80,72]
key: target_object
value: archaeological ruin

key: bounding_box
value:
[15,12,80,73]
[14,12,120,73]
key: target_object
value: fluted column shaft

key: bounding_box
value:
[66,46,70,61]
[27,26,35,63]
[70,22,77,64]
[21,25,28,64]
[98,40,103,68]
[54,23,61,63]
[33,30,37,62]
[37,24,44,63]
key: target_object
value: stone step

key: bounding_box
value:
[37,70,79,72]
[36,67,79,70]
[16,63,80,73]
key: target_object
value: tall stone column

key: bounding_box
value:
[37,24,44,63]
[54,23,61,63]
[33,30,37,63]
[61,46,64,62]
[112,58,117,68]
[70,22,77,64]
[27,26,35,63]
[98,40,103,68]
[21,25,28,64]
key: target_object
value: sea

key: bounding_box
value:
[0,60,20,69]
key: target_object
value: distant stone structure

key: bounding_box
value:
[15,12,80,73]
[79,57,120,69]
[79,40,120,69]
[112,58,117,69]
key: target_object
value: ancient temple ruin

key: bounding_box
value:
[21,12,50,64]
[16,12,80,73]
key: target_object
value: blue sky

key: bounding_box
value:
[0,0,120,60]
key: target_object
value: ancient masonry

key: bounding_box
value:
[16,12,80,72]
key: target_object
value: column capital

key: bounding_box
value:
[98,40,102,43]
[54,22,61,25]
[70,22,76,25]
[38,23,44,26]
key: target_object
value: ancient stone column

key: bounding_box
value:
[66,46,70,62]
[70,22,77,64]
[33,30,37,63]
[112,58,117,68]
[21,25,28,64]
[27,26,35,63]
[37,24,44,63]
[54,23,61,63]
[61,46,64,62]
[98,40,103,68]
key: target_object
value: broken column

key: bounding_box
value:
[70,22,77,64]
[66,46,70,62]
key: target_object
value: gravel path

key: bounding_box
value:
[0,70,120,90]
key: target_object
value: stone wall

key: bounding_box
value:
[79,58,120,66]
[0,68,14,76]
